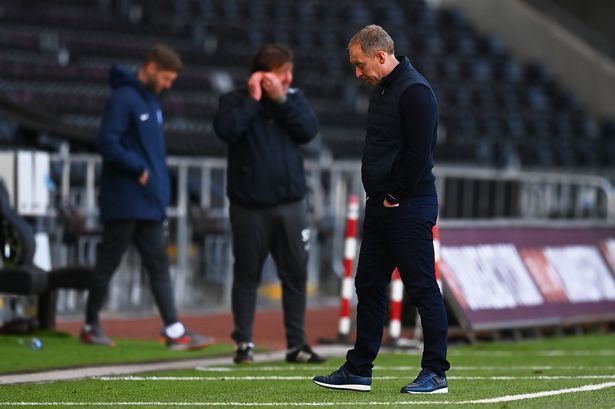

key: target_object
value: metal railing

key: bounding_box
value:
[45,153,615,316]
[435,165,615,220]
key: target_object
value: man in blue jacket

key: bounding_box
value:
[81,44,213,350]
[314,25,450,393]
[214,44,325,365]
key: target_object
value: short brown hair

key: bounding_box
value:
[145,44,183,72]
[251,43,293,72]
[348,25,395,55]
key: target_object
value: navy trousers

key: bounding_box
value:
[344,195,450,377]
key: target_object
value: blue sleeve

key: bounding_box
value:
[390,84,437,198]
[273,90,319,144]
[213,91,261,144]
[96,91,148,176]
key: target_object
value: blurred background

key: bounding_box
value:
[0,0,613,342]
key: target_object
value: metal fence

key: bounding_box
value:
[436,165,615,220]
[38,154,615,316]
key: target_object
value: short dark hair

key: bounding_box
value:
[145,44,183,72]
[251,43,293,72]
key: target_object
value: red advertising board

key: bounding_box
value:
[439,226,615,330]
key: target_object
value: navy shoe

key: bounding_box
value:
[313,367,372,392]
[400,369,448,394]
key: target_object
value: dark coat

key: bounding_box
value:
[362,57,438,201]
[97,64,171,222]
[213,87,318,207]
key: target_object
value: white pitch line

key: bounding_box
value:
[195,365,615,372]
[440,350,615,357]
[450,365,615,371]
[448,376,615,380]
[97,375,615,381]
[0,345,350,386]
[539,350,615,356]
[97,376,399,381]
[2,381,615,406]
[457,381,615,404]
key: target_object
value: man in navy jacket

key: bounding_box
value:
[214,44,325,365]
[81,44,213,350]
[314,25,450,393]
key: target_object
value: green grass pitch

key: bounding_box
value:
[0,332,614,408]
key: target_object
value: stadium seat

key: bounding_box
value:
[0,0,611,168]
[0,180,93,329]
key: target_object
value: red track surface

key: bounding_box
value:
[57,306,343,350]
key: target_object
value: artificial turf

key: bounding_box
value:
[0,332,614,408]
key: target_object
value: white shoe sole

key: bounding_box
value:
[313,380,371,392]
[404,387,448,394]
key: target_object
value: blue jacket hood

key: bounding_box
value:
[109,64,153,99]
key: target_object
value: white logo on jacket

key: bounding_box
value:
[139,113,149,121]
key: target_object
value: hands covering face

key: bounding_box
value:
[248,71,264,101]
[248,71,286,101]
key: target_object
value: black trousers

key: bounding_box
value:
[85,220,179,326]
[229,199,310,349]
[344,195,450,377]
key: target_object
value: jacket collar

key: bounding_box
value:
[380,56,411,90]
[110,64,157,101]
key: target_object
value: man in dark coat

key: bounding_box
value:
[214,44,325,365]
[81,44,213,350]
[314,25,450,393]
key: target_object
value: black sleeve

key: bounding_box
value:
[272,90,319,144]
[389,84,437,199]
[213,91,261,144]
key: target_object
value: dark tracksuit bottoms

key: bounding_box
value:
[344,194,450,377]
[85,220,179,326]
[229,199,309,349]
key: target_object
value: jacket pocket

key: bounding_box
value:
[142,172,160,203]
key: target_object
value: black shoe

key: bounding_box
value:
[234,342,254,364]
[286,344,327,363]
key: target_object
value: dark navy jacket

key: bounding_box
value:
[213,87,318,207]
[362,56,438,201]
[97,64,171,222]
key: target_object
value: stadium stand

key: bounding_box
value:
[0,0,613,169]
[1,1,614,335]
[522,0,615,60]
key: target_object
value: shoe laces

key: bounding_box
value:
[413,369,435,384]
[332,366,356,379]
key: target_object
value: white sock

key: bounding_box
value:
[236,342,254,350]
[165,322,186,338]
